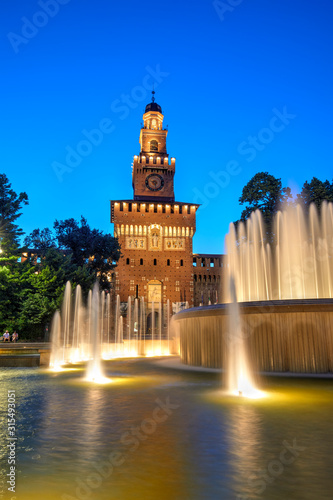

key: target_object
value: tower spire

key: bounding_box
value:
[151,86,155,103]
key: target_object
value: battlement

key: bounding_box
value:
[133,155,175,168]
[111,200,199,223]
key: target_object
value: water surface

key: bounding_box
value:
[0,358,332,500]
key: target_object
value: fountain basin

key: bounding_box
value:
[173,299,333,373]
[0,344,51,366]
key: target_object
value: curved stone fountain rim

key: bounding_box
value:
[153,357,333,378]
[174,299,333,320]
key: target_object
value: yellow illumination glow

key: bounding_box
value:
[84,374,113,384]
[50,367,78,373]
[230,366,266,399]
[232,388,266,400]
[49,363,65,372]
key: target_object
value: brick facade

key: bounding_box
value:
[192,254,225,306]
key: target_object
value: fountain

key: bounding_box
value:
[49,283,176,375]
[225,202,333,301]
[85,284,104,382]
[227,276,264,398]
[175,203,333,380]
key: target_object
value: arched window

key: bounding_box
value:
[154,259,157,266]
[180,260,183,266]
[167,259,170,266]
[150,140,158,152]
[126,258,130,265]
[140,258,143,265]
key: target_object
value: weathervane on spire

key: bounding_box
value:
[151,84,155,103]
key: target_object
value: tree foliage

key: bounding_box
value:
[0,173,28,254]
[0,248,99,340]
[235,172,292,237]
[24,228,56,251]
[296,177,333,210]
[25,216,121,291]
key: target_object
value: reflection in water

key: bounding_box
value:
[227,404,263,499]
[0,363,332,500]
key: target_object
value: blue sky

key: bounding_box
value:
[1,0,333,253]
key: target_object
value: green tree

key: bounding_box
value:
[0,174,29,254]
[24,228,56,252]
[235,172,292,238]
[18,292,49,340]
[0,253,74,340]
[0,260,23,333]
[54,216,121,290]
[296,177,333,210]
[25,216,121,291]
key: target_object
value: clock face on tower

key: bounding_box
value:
[145,173,164,191]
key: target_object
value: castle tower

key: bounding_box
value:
[132,91,175,202]
[111,93,199,309]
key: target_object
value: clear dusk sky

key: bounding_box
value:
[1,0,333,253]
